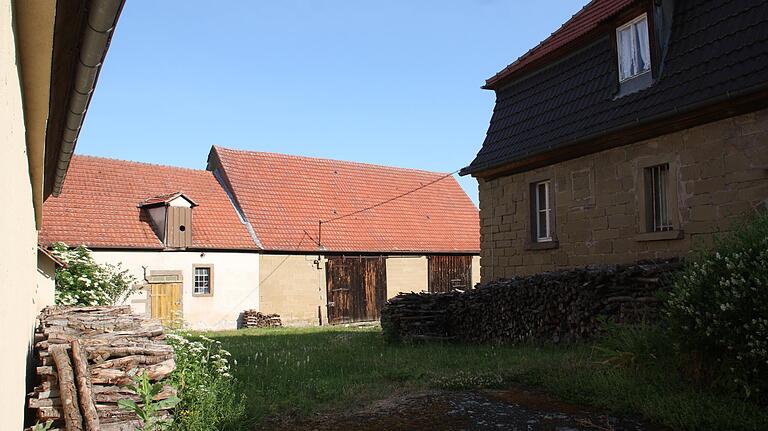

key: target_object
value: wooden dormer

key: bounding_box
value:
[139,192,198,249]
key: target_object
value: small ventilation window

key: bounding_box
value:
[179,225,186,232]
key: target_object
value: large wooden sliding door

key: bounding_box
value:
[326,256,387,324]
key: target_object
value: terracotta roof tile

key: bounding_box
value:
[40,155,258,250]
[213,147,480,253]
[485,0,636,89]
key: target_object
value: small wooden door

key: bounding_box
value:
[428,255,473,293]
[326,256,387,324]
[150,282,182,326]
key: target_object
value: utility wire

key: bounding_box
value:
[320,169,461,226]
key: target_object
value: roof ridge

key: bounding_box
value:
[485,0,636,89]
[214,145,453,177]
[74,154,209,174]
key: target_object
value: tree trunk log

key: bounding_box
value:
[71,340,100,431]
[50,345,83,431]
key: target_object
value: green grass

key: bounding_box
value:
[203,326,768,430]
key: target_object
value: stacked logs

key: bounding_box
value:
[241,310,282,328]
[28,306,177,431]
[381,259,682,344]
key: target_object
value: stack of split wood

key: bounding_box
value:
[381,259,682,344]
[241,310,282,328]
[28,306,177,431]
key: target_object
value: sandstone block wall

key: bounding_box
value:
[478,108,768,280]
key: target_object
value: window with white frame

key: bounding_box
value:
[193,266,212,295]
[616,14,651,82]
[534,180,553,242]
[644,164,673,232]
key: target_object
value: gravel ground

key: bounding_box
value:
[264,386,668,431]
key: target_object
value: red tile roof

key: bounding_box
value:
[40,155,258,250]
[139,192,198,208]
[484,0,636,89]
[212,146,480,253]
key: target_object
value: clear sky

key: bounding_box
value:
[77,1,586,205]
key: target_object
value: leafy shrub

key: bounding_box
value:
[118,369,180,430]
[51,242,137,306]
[166,332,247,430]
[665,212,768,398]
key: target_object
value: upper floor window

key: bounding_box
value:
[617,14,651,82]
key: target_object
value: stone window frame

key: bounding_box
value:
[192,264,214,297]
[525,171,559,250]
[635,155,683,242]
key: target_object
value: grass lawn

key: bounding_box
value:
[204,326,768,431]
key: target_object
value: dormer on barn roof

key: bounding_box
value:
[139,192,197,249]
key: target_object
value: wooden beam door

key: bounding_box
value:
[149,282,182,326]
[326,256,387,324]
[428,255,472,293]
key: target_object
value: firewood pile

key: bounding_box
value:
[241,310,282,328]
[381,259,682,344]
[28,306,177,431]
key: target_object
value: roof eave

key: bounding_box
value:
[466,83,768,179]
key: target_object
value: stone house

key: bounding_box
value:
[461,0,768,280]
[41,148,480,328]
[0,0,124,427]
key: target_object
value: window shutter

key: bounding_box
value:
[165,206,192,248]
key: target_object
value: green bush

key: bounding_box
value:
[166,332,247,430]
[665,212,768,399]
[51,242,137,306]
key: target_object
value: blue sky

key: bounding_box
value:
[78,1,585,205]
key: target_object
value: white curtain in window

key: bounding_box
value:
[618,26,633,79]
[634,18,651,73]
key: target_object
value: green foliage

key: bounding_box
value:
[665,213,768,398]
[166,332,246,430]
[51,242,137,306]
[31,420,53,431]
[118,370,180,430]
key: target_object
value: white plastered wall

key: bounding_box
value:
[0,2,44,427]
[472,255,481,286]
[91,250,260,330]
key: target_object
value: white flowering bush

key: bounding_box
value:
[51,242,137,306]
[166,332,246,430]
[665,213,768,399]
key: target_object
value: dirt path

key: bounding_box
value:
[264,386,667,431]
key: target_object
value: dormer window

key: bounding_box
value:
[139,192,197,249]
[616,14,651,82]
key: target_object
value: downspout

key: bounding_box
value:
[52,0,125,196]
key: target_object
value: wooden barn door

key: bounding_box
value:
[149,282,182,326]
[428,255,472,293]
[326,256,387,324]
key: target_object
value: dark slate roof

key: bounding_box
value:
[463,0,768,176]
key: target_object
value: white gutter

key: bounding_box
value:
[53,0,124,196]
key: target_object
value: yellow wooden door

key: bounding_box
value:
[150,283,182,326]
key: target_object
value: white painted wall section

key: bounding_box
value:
[91,250,260,330]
